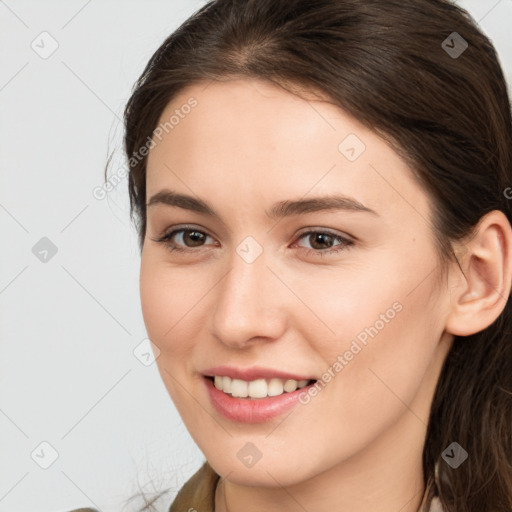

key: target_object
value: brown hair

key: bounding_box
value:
[119,0,512,510]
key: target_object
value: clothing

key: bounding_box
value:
[169,460,219,511]
[168,460,445,512]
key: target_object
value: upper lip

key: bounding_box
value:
[201,365,316,382]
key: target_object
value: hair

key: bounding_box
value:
[117,0,512,510]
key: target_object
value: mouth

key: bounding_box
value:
[203,374,318,423]
[204,375,317,400]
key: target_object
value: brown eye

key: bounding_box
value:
[305,232,336,250]
[152,226,216,253]
[179,229,207,247]
[294,230,354,256]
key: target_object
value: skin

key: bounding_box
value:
[140,78,512,512]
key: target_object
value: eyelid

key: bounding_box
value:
[294,226,353,240]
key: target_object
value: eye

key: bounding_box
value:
[292,230,354,257]
[150,225,216,253]
[151,225,354,257]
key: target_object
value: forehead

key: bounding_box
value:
[145,78,430,225]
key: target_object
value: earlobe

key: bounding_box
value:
[444,210,512,337]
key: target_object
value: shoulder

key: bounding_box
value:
[64,462,219,512]
[168,460,220,512]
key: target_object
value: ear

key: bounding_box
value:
[444,210,512,337]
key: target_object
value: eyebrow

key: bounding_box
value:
[146,189,379,219]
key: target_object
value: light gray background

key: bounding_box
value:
[1,1,511,511]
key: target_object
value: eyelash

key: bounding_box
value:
[151,225,354,258]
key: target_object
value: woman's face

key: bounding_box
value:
[140,78,454,487]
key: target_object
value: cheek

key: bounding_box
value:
[139,261,170,340]
[139,257,202,407]
[319,280,441,435]
[139,255,218,407]
[139,255,203,343]
[303,255,441,413]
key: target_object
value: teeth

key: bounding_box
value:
[268,378,284,397]
[211,376,311,399]
[231,378,248,398]
[222,375,231,393]
[284,379,299,392]
[248,378,267,398]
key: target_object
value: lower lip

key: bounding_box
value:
[203,376,315,423]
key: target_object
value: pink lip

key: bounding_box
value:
[203,376,316,423]
[201,365,315,381]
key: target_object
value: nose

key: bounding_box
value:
[210,247,288,349]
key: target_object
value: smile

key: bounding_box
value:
[203,375,318,423]
[211,375,314,399]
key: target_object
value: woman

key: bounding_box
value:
[101,0,512,510]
